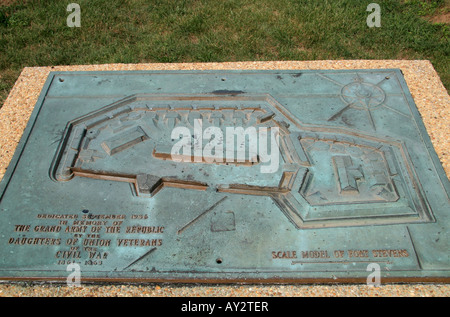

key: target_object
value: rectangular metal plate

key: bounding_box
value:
[0,69,449,283]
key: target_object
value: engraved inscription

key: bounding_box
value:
[6,213,165,267]
[284,248,411,265]
[272,251,297,259]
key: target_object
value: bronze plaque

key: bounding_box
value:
[0,70,448,283]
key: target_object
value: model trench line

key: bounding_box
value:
[50,93,433,229]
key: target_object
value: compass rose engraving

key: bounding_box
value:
[340,80,386,110]
[323,74,408,130]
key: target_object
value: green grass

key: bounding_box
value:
[0,0,449,107]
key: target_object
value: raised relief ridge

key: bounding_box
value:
[50,93,434,229]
